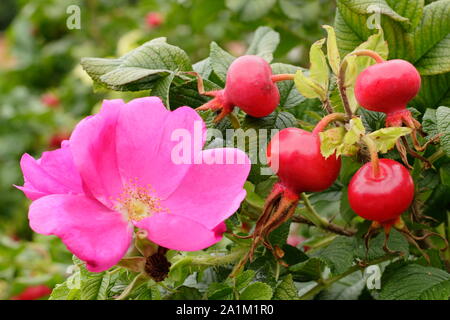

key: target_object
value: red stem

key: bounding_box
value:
[352,50,385,64]
[312,113,347,135]
[271,74,295,83]
[363,136,381,178]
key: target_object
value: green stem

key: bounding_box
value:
[299,255,393,300]
[300,193,330,229]
[228,112,241,129]
[428,148,445,164]
[172,248,247,267]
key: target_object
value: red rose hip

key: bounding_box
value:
[267,127,341,194]
[348,158,414,223]
[355,59,421,128]
[196,55,280,122]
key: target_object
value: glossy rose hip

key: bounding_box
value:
[267,128,341,194]
[348,159,414,223]
[355,59,421,115]
[225,55,280,118]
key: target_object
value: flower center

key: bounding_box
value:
[115,180,168,221]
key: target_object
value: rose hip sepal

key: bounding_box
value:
[196,55,280,122]
[17,97,251,272]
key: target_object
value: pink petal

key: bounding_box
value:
[162,148,250,230]
[116,99,206,198]
[29,194,133,272]
[18,144,82,200]
[135,214,225,251]
[70,99,124,208]
[15,184,47,201]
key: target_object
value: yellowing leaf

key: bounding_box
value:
[319,127,346,158]
[309,38,329,92]
[323,25,341,75]
[368,127,412,153]
[345,29,389,86]
[344,117,366,145]
[294,69,326,100]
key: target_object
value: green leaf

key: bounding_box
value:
[242,111,297,130]
[436,106,450,156]
[268,221,291,248]
[49,282,80,300]
[234,270,256,291]
[290,257,326,282]
[411,1,450,71]
[368,127,412,153]
[323,25,341,75]
[79,266,114,300]
[271,63,307,109]
[415,35,450,75]
[422,108,439,138]
[81,39,192,92]
[226,0,276,22]
[165,286,203,300]
[354,229,409,261]
[246,26,280,62]
[317,236,355,275]
[309,38,330,92]
[359,108,386,132]
[207,282,233,300]
[273,274,299,300]
[239,282,273,300]
[169,79,220,109]
[149,72,176,108]
[319,271,366,300]
[339,0,411,28]
[209,42,235,84]
[319,127,346,158]
[340,186,357,223]
[193,58,213,79]
[379,264,450,300]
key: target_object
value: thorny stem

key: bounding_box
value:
[172,248,248,267]
[298,255,393,300]
[322,98,334,115]
[351,50,385,64]
[312,112,347,135]
[292,215,356,237]
[362,135,381,178]
[337,59,353,117]
[271,74,295,82]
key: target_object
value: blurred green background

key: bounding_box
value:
[0,0,335,299]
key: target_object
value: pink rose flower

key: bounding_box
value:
[17,97,250,272]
